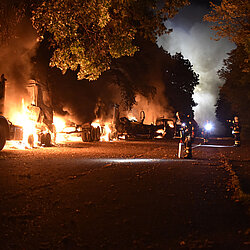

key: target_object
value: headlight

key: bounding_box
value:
[205,123,213,131]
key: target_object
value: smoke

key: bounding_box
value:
[48,69,123,125]
[0,18,38,120]
[48,38,175,126]
[124,82,174,124]
[157,3,235,133]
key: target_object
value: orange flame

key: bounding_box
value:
[8,99,39,149]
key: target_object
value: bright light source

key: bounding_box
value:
[181,123,186,127]
[205,122,213,131]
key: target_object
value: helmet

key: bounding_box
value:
[234,116,239,122]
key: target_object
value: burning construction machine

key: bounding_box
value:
[25,80,102,145]
[0,74,23,150]
[27,80,103,144]
[113,105,175,140]
[25,79,56,147]
[0,77,57,150]
[115,111,154,139]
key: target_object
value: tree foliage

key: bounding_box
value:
[216,46,250,137]
[100,41,199,113]
[162,52,199,116]
[33,39,198,121]
[204,0,250,71]
[30,0,189,80]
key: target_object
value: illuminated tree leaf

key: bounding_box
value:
[204,0,250,72]
[31,0,189,80]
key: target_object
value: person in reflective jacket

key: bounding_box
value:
[182,115,196,159]
[231,116,241,147]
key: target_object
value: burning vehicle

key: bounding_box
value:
[113,105,175,140]
[0,74,176,151]
[154,118,175,139]
[0,77,104,150]
[0,78,56,150]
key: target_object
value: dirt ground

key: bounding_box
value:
[0,138,250,249]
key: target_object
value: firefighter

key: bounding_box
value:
[231,116,241,147]
[201,121,213,144]
[182,115,196,159]
[175,112,182,138]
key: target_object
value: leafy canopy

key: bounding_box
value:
[31,0,189,80]
[204,0,250,71]
[216,46,250,137]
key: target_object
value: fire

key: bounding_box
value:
[6,105,115,150]
[91,120,101,129]
[168,121,175,128]
[53,116,82,143]
[156,129,165,134]
[100,123,111,141]
[8,99,39,149]
[127,113,137,121]
[53,116,66,132]
[155,129,165,139]
[91,120,112,142]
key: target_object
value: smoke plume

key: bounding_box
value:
[0,18,38,121]
[157,3,235,133]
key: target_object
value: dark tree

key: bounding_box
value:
[162,52,199,116]
[32,39,199,123]
[215,91,234,136]
[217,46,250,138]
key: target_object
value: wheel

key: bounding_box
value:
[81,131,87,142]
[86,131,92,142]
[90,127,96,141]
[95,127,101,141]
[82,131,92,142]
[41,133,51,147]
[0,124,6,150]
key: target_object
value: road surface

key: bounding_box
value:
[0,139,249,249]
